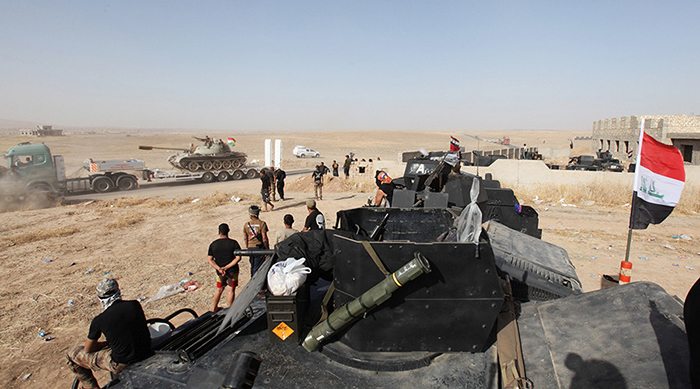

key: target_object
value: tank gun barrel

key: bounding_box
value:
[302,252,431,352]
[233,249,276,257]
[138,145,189,152]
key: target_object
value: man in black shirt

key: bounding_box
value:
[260,168,274,211]
[274,168,286,200]
[373,171,395,207]
[303,199,325,231]
[312,165,324,200]
[66,279,153,389]
[207,223,242,312]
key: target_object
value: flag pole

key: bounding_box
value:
[624,118,646,262]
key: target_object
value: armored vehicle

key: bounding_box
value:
[566,152,624,172]
[103,206,690,389]
[391,154,541,238]
[139,137,248,172]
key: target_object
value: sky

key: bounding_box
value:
[1,1,699,131]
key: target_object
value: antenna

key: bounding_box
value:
[476,137,480,177]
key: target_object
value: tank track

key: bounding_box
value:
[177,155,248,172]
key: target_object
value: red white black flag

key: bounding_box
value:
[630,132,685,229]
[449,136,460,152]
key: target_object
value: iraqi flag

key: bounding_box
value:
[227,137,236,147]
[630,132,685,229]
[449,136,460,152]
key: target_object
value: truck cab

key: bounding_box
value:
[2,142,63,197]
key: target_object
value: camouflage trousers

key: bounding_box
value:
[66,345,126,388]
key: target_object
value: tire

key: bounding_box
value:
[314,153,319,158]
[246,169,258,179]
[232,170,244,180]
[92,176,114,193]
[116,175,138,191]
[232,160,243,169]
[201,161,214,170]
[212,161,223,170]
[217,171,230,182]
[201,172,215,183]
[222,160,232,169]
[26,183,55,204]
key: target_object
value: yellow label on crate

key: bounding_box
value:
[272,322,294,340]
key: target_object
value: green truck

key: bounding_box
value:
[1,142,142,201]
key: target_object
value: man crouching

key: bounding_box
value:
[66,278,153,388]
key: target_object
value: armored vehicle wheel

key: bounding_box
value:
[232,170,244,180]
[222,160,233,169]
[187,161,200,171]
[246,169,259,179]
[116,175,138,191]
[232,160,243,169]
[201,172,215,183]
[212,161,223,170]
[92,176,114,193]
[218,171,230,182]
[201,161,214,170]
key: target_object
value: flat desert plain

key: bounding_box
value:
[0,130,698,388]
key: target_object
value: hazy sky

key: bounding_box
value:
[1,1,698,131]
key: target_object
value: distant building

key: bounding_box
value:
[592,115,700,165]
[19,125,64,137]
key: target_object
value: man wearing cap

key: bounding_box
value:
[66,279,153,388]
[207,223,242,312]
[373,171,395,207]
[244,205,269,276]
[303,199,325,231]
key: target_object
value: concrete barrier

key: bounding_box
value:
[460,160,700,187]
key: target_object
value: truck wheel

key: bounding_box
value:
[217,171,230,182]
[26,183,55,205]
[92,176,114,193]
[232,170,244,180]
[246,169,258,179]
[116,175,138,191]
[201,172,215,183]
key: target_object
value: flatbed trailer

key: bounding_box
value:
[149,165,261,184]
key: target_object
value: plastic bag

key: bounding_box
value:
[454,177,482,245]
[267,257,312,296]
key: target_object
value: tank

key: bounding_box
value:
[139,136,248,172]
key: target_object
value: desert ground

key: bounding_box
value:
[1,130,699,388]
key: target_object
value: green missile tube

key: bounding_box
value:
[302,252,431,352]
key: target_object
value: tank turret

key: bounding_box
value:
[139,136,247,172]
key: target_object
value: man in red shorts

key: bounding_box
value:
[207,223,242,312]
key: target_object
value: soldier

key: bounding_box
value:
[274,168,287,201]
[207,223,242,312]
[243,205,270,276]
[312,165,324,200]
[303,199,325,231]
[66,279,153,389]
